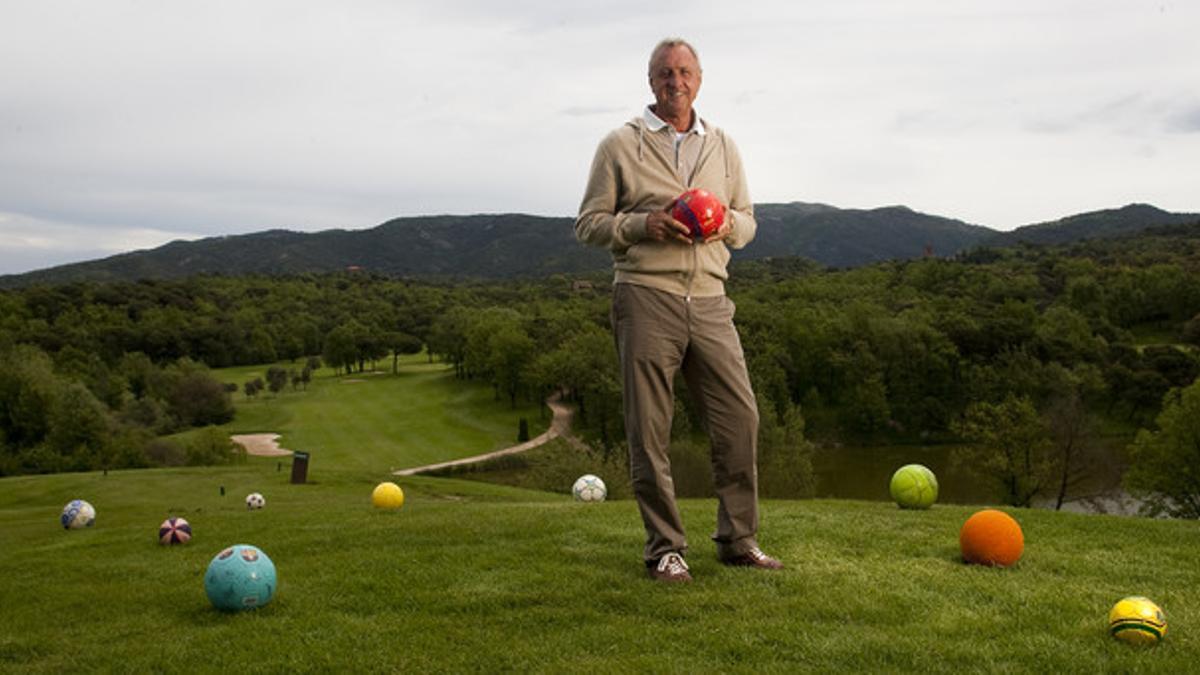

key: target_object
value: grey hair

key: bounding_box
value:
[648,38,701,74]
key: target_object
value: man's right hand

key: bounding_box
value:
[644,207,693,244]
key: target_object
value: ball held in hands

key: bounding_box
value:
[672,188,726,239]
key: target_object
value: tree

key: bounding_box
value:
[757,399,815,498]
[1125,378,1200,518]
[119,396,170,434]
[845,372,891,435]
[266,366,289,395]
[246,326,278,365]
[186,426,244,466]
[118,351,156,400]
[357,326,389,372]
[1142,345,1199,389]
[462,307,524,385]
[1182,313,1200,347]
[46,382,115,471]
[835,342,890,436]
[530,326,622,450]
[1042,391,1098,511]
[244,379,263,399]
[168,371,235,427]
[1034,305,1102,365]
[0,345,59,452]
[427,307,473,377]
[322,321,365,374]
[953,394,1051,507]
[384,331,424,373]
[487,324,536,408]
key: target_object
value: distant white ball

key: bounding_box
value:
[61,499,96,529]
[245,492,265,510]
[572,474,607,502]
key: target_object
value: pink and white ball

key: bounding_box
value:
[158,517,192,545]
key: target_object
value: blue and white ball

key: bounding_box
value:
[61,499,96,529]
[572,474,607,502]
[245,492,265,510]
[204,544,277,612]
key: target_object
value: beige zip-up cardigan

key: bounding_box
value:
[575,115,757,298]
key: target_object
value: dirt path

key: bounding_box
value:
[392,395,583,476]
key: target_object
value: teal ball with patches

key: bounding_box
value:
[204,544,277,612]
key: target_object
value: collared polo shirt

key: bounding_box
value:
[643,105,706,185]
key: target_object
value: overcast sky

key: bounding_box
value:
[2,1,1197,275]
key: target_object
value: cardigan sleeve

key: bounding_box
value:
[575,135,648,251]
[719,131,756,250]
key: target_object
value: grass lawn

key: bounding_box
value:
[1,461,1197,673]
[195,355,548,476]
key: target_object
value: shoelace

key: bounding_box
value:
[746,547,767,561]
[657,552,689,575]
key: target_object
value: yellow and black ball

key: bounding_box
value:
[1109,596,1167,646]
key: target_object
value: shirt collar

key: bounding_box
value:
[643,105,706,135]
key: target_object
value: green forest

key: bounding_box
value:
[2,224,1199,516]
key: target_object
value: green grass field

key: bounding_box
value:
[201,356,548,475]
[1,458,1197,673]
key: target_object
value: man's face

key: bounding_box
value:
[649,45,702,122]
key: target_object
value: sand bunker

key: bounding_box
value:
[231,433,293,457]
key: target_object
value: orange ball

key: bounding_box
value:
[959,509,1024,567]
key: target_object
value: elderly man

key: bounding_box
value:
[575,38,782,582]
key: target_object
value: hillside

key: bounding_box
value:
[1,203,994,287]
[985,203,1200,247]
[749,202,993,267]
[4,198,1195,284]
[2,202,1196,289]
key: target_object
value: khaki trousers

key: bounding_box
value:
[611,283,760,562]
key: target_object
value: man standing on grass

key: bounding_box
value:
[575,38,781,582]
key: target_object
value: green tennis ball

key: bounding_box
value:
[889,464,938,509]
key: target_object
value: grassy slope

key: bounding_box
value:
[1,460,1197,673]
[200,356,548,475]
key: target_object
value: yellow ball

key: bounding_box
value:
[1109,596,1167,646]
[371,482,405,510]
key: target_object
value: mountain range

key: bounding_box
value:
[2,203,1196,288]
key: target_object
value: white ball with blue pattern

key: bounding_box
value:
[61,499,96,529]
[572,474,607,502]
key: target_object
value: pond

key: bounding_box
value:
[810,442,1139,516]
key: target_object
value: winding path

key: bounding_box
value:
[392,395,582,476]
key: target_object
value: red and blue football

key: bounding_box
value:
[672,188,726,239]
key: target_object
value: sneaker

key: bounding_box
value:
[720,546,783,570]
[647,552,692,583]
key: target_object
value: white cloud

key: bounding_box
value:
[1,0,1198,273]
[0,211,202,275]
